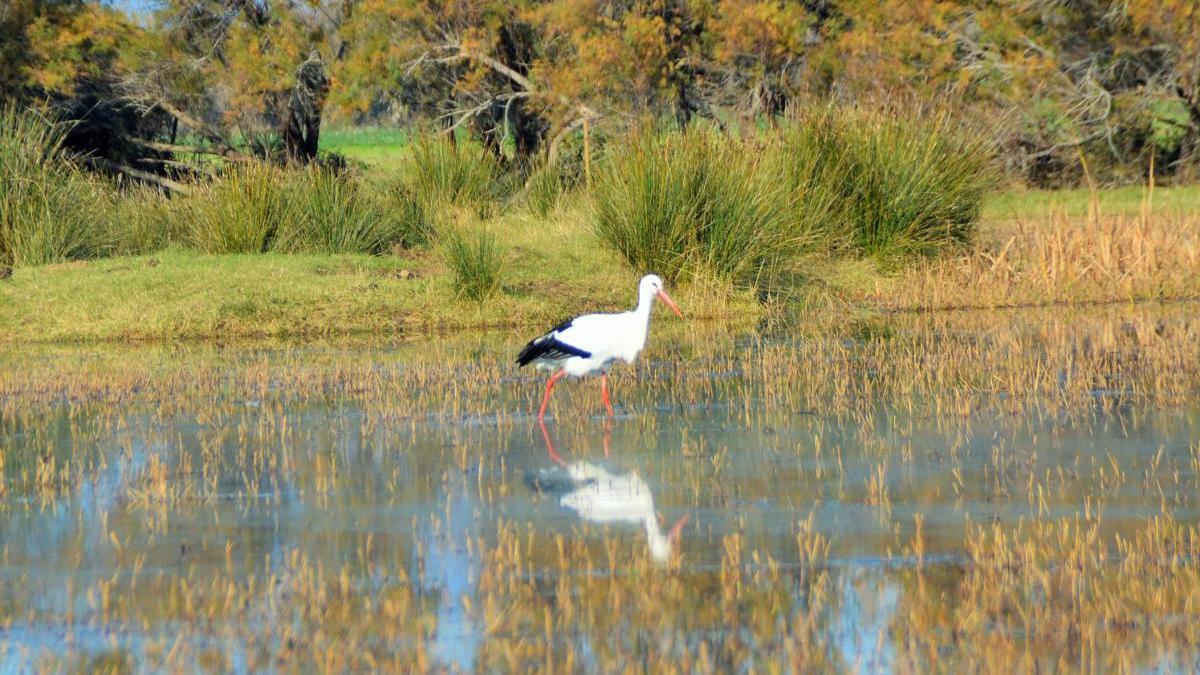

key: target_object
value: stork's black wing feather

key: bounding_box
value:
[516,318,592,367]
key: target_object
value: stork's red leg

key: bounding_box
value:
[600,373,615,417]
[538,370,566,420]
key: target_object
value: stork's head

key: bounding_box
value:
[639,274,682,318]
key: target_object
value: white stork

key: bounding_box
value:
[516,274,682,419]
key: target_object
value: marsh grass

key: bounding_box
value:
[117,167,413,256]
[521,163,571,217]
[591,110,992,289]
[182,162,294,253]
[273,168,394,254]
[441,227,504,302]
[376,182,432,247]
[403,136,508,217]
[591,124,797,289]
[786,106,994,258]
[0,106,106,267]
[868,210,1200,311]
[103,185,180,255]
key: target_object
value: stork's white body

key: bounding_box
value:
[531,310,651,377]
[517,274,682,419]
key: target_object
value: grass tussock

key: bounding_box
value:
[104,185,180,255]
[181,162,293,254]
[522,163,571,218]
[403,136,507,217]
[441,227,504,302]
[273,168,394,254]
[791,106,993,258]
[0,106,107,267]
[591,109,994,288]
[113,167,421,256]
[591,124,798,289]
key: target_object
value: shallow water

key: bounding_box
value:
[2,305,1200,671]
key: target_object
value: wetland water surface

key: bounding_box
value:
[2,305,1200,671]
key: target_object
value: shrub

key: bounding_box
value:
[787,106,994,258]
[442,228,504,302]
[0,106,107,267]
[273,168,394,254]
[181,162,295,254]
[590,124,796,288]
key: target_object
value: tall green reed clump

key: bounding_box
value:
[403,136,508,220]
[522,164,570,217]
[181,162,295,254]
[0,106,107,267]
[787,107,994,258]
[591,125,797,288]
[104,185,181,255]
[442,228,504,302]
[273,168,396,254]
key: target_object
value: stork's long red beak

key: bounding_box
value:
[656,290,683,318]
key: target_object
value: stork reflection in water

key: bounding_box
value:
[526,420,688,562]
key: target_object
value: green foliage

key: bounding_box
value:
[591,124,797,289]
[123,165,415,256]
[181,163,293,254]
[787,107,994,258]
[441,228,504,302]
[1150,100,1190,155]
[591,109,993,284]
[378,183,433,248]
[0,106,106,267]
[770,120,847,249]
[273,169,395,254]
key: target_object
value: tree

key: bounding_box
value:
[124,0,348,164]
[708,0,814,117]
[1125,0,1200,175]
[0,0,182,186]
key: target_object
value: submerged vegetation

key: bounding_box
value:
[3,306,1200,669]
[6,2,1200,670]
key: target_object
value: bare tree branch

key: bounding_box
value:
[83,156,193,194]
[546,106,599,167]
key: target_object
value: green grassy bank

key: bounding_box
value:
[0,233,758,344]
[3,109,1199,345]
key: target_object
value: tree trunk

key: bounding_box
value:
[282,52,330,164]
